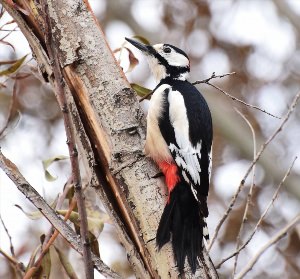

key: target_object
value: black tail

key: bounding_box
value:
[156,181,208,274]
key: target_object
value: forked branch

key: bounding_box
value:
[235,213,300,279]
[208,90,300,251]
[0,149,120,279]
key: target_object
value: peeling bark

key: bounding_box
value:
[1,0,218,278]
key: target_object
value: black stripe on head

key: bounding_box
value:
[148,44,190,79]
[164,44,189,59]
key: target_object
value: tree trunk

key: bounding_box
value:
[1,0,218,278]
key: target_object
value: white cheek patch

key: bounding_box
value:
[167,53,189,68]
[146,56,167,82]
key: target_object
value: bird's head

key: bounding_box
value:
[125,37,190,82]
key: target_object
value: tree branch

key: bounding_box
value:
[0,247,25,274]
[138,71,236,102]
[193,72,280,119]
[23,197,77,279]
[192,71,236,84]
[232,110,257,276]
[235,213,300,279]
[40,1,93,278]
[216,156,297,269]
[0,149,120,279]
[0,215,15,257]
[208,90,300,251]
[1,1,219,277]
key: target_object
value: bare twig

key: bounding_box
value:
[23,197,77,279]
[232,110,257,276]
[208,90,300,251]
[216,156,297,269]
[138,89,153,102]
[0,247,25,273]
[138,72,236,102]
[0,215,15,257]
[235,213,300,279]
[0,77,19,138]
[42,178,73,246]
[0,149,120,278]
[41,1,93,278]
[198,78,280,119]
[139,71,280,119]
[192,71,236,84]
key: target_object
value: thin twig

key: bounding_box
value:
[0,149,120,278]
[139,71,280,119]
[0,247,25,273]
[23,198,77,279]
[0,215,15,257]
[42,178,72,247]
[232,110,257,276]
[203,81,280,119]
[0,77,19,138]
[208,90,300,251]
[41,1,93,278]
[138,89,153,102]
[138,72,236,102]
[192,71,236,84]
[216,156,297,269]
[0,25,18,41]
[235,213,300,279]
[192,71,280,118]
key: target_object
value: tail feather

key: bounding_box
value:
[156,195,176,248]
[156,181,207,274]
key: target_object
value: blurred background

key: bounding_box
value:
[1,0,300,278]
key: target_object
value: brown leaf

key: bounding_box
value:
[0,40,15,52]
[0,55,27,76]
[125,47,139,73]
[54,246,79,279]
[114,46,139,73]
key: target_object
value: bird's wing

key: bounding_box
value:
[158,84,212,203]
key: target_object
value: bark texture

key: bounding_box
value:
[1,0,218,278]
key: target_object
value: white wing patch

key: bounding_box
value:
[168,90,203,188]
[203,218,209,241]
[169,142,202,186]
[208,149,212,183]
[190,184,199,202]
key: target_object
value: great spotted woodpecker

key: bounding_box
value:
[126,38,213,274]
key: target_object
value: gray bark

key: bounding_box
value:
[1,0,218,278]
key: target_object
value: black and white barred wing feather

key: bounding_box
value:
[167,87,212,202]
[156,81,213,273]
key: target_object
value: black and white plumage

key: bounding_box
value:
[126,37,213,274]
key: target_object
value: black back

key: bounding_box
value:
[157,78,213,197]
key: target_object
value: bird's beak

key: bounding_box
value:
[125,37,150,53]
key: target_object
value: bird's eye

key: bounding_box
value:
[163,47,171,53]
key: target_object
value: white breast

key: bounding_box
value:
[144,84,173,163]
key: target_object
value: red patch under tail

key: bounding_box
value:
[158,161,180,195]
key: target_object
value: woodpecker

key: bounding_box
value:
[126,37,213,274]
